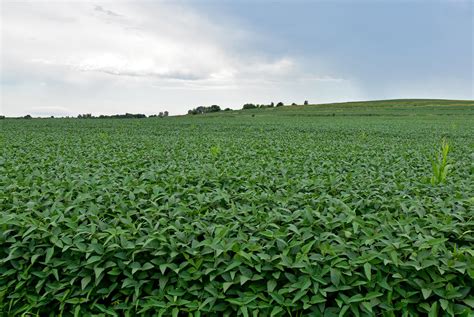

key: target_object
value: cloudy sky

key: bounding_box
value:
[1,0,472,116]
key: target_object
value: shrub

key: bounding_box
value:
[242,103,257,110]
[209,105,221,113]
[188,106,221,114]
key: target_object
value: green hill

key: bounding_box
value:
[196,99,474,118]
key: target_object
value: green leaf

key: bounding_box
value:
[74,305,81,317]
[270,306,284,317]
[363,263,371,281]
[339,305,350,317]
[330,268,341,286]
[240,306,249,317]
[364,292,382,300]
[301,277,312,291]
[142,262,154,270]
[462,298,474,308]
[172,308,179,317]
[440,299,449,311]
[94,267,105,280]
[223,282,233,293]
[267,280,277,293]
[45,247,54,264]
[130,262,141,274]
[159,264,167,274]
[240,275,251,285]
[122,278,135,288]
[81,276,91,290]
[421,288,432,299]
[429,302,438,317]
[389,251,399,266]
[361,302,372,313]
[86,256,101,265]
[348,294,364,303]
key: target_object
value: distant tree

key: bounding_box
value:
[291,103,297,106]
[187,105,220,115]
[224,108,231,111]
[156,111,169,118]
[304,100,309,105]
[0,115,5,119]
[86,113,147,119]
[242,103,257,110]
[209,105,221,112]
[24,114,32,119]
[121,113,145,118]
[276,102,284,107]
[270,102,275,107]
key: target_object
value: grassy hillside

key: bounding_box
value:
[199,99,474,118]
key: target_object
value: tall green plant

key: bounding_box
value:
[431,138,451,185]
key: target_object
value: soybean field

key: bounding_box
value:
[1,99,473,316]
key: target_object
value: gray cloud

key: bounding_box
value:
[94,5,122,18]
[1,1,354,117]
[78,67,205,81]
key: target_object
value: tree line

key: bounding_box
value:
[77,112,169,119]
[187,100,309,114]
[0,112,170,119]
[187,105,227,115]
[1,101,311,119]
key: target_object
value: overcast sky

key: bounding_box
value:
[1,0,472,116]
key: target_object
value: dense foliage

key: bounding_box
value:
[1,100,473,316]
[242,103,258,110]
[242,103,279,110]
[79,113,148,119]
[188,105,221,115]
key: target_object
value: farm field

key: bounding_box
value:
[1,99,473,316]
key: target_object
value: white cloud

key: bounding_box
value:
[4,1,302,82]
[1,0,351,116]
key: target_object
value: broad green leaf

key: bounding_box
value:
[363,263,371,281]
[330,268,341,286]
[45,247,54,264]
[421,288,432,300]
[81,276,91,290]
[267,280,277,293]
